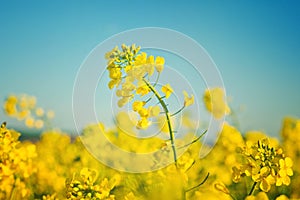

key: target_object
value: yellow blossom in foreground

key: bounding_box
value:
[276,157,293,186]
[232,137,293,193]
[0,122,37,199]
[66,168,118,200]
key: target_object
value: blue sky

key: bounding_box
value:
[0,1,299,136]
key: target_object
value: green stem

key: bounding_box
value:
[185,172,210,193]
[143,79,177,165]
[229,193,238,200]
[171,105,185,117]
[9,179,16,200]
[177,130,207,149]
[153,72,160,87]
[248,182,257,196]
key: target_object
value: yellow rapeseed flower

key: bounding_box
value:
[108,68,122,79]
[155,56,165,72]
[35,107,44,117]
[18,109,30,120]
[279,157,293,177]
[132,101,146,112]
[35,119,44,129]
[134,52,147,66]
[161,84,173,99]
[146,55,155,76]
[117,97,130,107]
[276,157,293,186]
[137,117,151,129]
[3,95,18,116]
[138,107,149,118]
[108,79,121,89]
[232,166,241,183]
[233,137,293,193]
[25,117,35,128]
[183,90,194,107]
[136,82,150,96]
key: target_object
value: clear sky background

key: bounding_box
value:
[0,1,299,136]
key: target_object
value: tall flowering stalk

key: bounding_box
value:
[105,44,194,165]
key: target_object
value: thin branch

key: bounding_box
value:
[171,105,185,117]
[153,72,161,87]
[248,182,257,196]
[177,130,207,149]
[185,173,210,193]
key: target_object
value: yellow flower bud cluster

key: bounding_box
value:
[66,168,120,200]
[3,94,55,129]
[232,138,293,192]
[105,44,170,129]
[0,122,37,199]
[105,44,194,130]
[106,44,165,100]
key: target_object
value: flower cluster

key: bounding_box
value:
[105,44,164,90]
[66,168,120,200]
[105,44,194,130]
[232,138,293,193]
[3,94,54,129]
[0,122,37,199]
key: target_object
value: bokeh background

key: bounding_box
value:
[1,1,299,136]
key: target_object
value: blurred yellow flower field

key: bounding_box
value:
[1,116,299,199]
[1,44,299,200]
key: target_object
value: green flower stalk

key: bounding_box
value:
[143,79,177,163]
